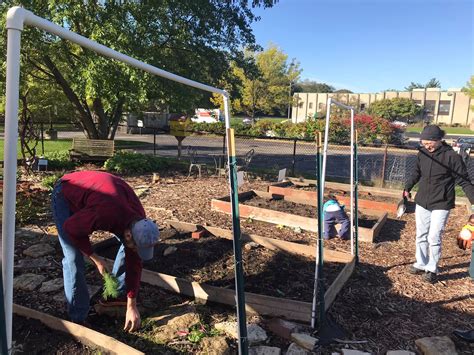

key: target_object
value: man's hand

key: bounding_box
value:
[88,253,108,276]
[124,297,141,332]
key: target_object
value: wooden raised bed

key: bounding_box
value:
[211,190,387,243]
[101,221,355,324]
[269,179,403,215]
[13,304,144,354]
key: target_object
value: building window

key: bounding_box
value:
[309,102,313,109]
[414,100,422,107]
[424,100,436,113]
[298,101,304,108]
[319,103,324,110]
[360,103,366,111]
[438,100,451,115]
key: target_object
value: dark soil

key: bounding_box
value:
[288,183,401,204]
[97,229,345,302]
[242,195,379,228]
[12,315,97,354]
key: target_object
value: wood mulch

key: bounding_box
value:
[10,170,474,354]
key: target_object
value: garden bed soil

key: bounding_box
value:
[9,171,474,354]
[241,195,379,229]
[12,315,98,354]
[96,228,345,302]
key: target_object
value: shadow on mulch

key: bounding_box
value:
[327,260,473,355]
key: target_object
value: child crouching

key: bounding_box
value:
[323,194,350,240]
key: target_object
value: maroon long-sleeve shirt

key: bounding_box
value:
[61,171,145,298]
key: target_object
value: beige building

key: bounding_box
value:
[292,88,474,128]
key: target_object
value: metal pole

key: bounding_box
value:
[350,109,354,256]
[2,22,22,351]
[153,128,156,156]
[354,130,359,263]
[287,82,292,120]
[311,132,325,328]
[223,95,248,355]
[291,138,297,176]
[380,144,388,188]
[40,122,45,156]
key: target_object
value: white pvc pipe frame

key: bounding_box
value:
[311,98,355,328]
[3,6,235,350]
[322,98,356,255]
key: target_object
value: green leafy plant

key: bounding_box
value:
[102,272,120,300]
[41,173,63,191]
[104,152,170,174]
[44,150,77,170]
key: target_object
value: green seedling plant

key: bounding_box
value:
[180,324,221,344]
[102,272,120,300]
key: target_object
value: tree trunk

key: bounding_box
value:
[42,56,99,138]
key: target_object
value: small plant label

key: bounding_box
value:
[237,171,244,186]
[278,168,287,182]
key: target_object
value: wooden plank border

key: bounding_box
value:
[211,190,387,242]
[165,220,352,263]
[99,221,355,323]
[13,304,144,355]
[268,184,401,214]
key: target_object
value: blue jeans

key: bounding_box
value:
[323,209,350,240]
[51,182,126,322]
[414,204,450,274]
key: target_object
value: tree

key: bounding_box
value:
[334,89,353,94]
[462,75,474,112]
[215,45,301,118]
[367,98,422,122]
[293,80,335,93]
[405,77,441,91]
[0,1,276,139]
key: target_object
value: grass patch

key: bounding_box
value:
[0,139,73,159]
[406,126,474,135]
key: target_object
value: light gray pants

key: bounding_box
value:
[414,204,450,273]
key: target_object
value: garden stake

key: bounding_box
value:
[226,127,248,355]
[311,132,325,329]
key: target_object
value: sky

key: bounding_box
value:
[251,0,473,93]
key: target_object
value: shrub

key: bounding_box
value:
[44,151,77,170]
[104,152,170,174]
[367,98,422,121]
[41,173,63,191]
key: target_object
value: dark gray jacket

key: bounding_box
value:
[405,142,474,210]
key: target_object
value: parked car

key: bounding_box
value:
[452,137,474,150]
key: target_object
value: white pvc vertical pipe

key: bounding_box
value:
[350,109,355,255]
[321,98,332,195]
[223,93,231,129]
[2,27,22,351]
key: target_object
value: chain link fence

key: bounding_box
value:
[124,131,474,188]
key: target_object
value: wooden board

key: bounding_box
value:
[211,190,387,242]
[165,220,352,263]
[70,138,115,161]
[13,304,144,355]
[102,258,313,322]
[268,184,401,214]
[324,257,356,310]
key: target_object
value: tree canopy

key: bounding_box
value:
[404,77,441,91]
[212,44,301,117]
[0,0,277,138]
[293,80,335,93]
[367,98,422,122]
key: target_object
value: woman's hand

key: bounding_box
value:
[124,298,141,332]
